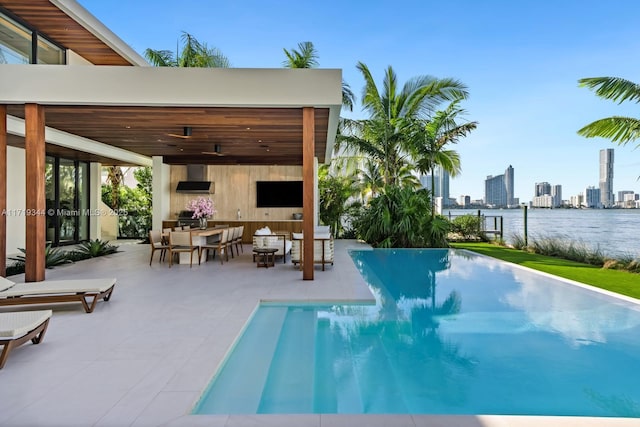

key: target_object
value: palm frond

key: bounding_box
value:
[144,49,175,67]
[579,77,640,104]
[578,116,640,144]
[282,41,319,68]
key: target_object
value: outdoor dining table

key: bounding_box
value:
[166,227,226,265]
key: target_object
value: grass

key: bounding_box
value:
[451,242,640,300]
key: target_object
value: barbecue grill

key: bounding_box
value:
[177,210,199,228]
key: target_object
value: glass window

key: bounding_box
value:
[37,35,64,64]
[58,159,76,243]
[45,156,56,244]
[0,13,31,64]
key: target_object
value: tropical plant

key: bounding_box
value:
[353,185,449,248]
[409,101,477,217]
[578,77,640,146]
[318,165,360,237]
[144,31,230,68]
[450,214,485,241]
[104,166,124,210]
[338,62,469,187]
[282,41,319,68]
[73,239,119,258]
[282,41,355,111]
[9,244,71,268]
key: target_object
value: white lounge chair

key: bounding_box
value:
[291,226,334,271]
[0,310,52,369]
[0,276,116,313]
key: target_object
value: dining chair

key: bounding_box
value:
[168,230,199,268]
[148,230,168,265]
[199,228,229,265]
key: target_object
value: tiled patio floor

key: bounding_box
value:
[0,240,637,427]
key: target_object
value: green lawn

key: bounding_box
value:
[451,242,640,300]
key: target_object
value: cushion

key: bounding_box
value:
[0,310,52,339]
[254,226,272,236]
[292,232,303,240]
[0,276,15,293]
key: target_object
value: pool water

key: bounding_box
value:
[193,249,640,416]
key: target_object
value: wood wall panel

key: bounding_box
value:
[169,165,303,221]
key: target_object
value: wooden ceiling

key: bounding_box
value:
[6,105,330,166]
[0,0,133,65]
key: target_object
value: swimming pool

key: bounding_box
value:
[193,249,640,417]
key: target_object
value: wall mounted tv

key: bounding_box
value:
[256,181,303,208]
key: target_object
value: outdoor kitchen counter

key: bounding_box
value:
[161,219,303,243]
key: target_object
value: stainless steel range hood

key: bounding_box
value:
[176,164,214,194]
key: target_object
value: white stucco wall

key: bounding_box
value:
[67,49,93,65]
[6,146,26,256]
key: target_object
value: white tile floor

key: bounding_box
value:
[0,241,637,427]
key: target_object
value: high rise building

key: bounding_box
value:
[459,195,471,207]
[504,165,515,207]
[584,186,601,208]
[535,182,551,197]
[420,166,450,206]
[484,165,515,208]
[551,185,562,207]
[599,148,614,208]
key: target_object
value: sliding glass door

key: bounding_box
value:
[45,156,89,246]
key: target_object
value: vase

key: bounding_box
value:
[199,217,208,229]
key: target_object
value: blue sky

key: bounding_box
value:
[78,0,640,202]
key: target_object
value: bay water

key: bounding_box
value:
[445,208,640,259]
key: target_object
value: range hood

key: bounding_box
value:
[176,164,214,194]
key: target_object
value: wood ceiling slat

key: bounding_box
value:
[6,105,330,166]
[0,0,132,65]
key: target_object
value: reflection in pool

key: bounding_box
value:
[193,249,640,417]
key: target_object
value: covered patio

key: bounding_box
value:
[0,65,342,282]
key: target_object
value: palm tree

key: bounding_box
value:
[282,41,319,68]
[410,101,478,217]
[282,41,355,111]
[578,77,640,145]
[144,32,230,68]
[340,62,469,187]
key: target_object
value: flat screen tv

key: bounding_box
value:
[256,181,303,208]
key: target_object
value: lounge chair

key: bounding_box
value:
[291,226,334,270]
[0,276,116,313]
[0,310,52,369]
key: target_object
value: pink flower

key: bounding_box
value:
[186,197,216,219]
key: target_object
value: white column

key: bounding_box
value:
[89,162,101,240]
[152,156,170,231]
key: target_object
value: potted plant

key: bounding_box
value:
[186,197,216,229]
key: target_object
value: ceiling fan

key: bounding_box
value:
[167,126,193,139]
[201,144,225,156]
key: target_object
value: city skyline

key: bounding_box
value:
[76,0,640,199]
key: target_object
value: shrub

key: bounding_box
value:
[352,185,449,248]
[450,215,486,241]
[74,239,119,258]
[9,244,72,269]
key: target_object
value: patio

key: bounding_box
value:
[0,240,637,427]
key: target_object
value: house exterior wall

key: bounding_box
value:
[6,146,26,255]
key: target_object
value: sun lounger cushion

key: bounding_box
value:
[0,277,15,292]
[0,278,116,297]
[0,277,116,313]
[0,310,52,339]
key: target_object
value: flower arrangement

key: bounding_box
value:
[186,197,216,219]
